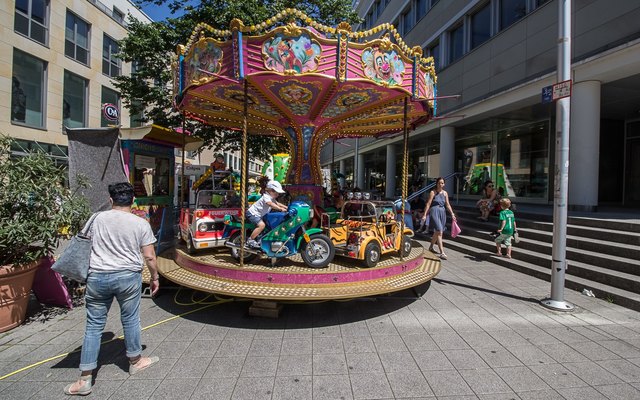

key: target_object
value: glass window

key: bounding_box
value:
[12,49,46,128]
[65,11,90,65]
[427,42,440,71]
[402,8,415,33]
[496,121,549,199]
[449,24,464,64]
[63,70,87,128]
[471,3,491,49]
[416,0,427,20]
[102,34,121,77]
[14,0,49,45]
[133,156,171,197]
[500,0,527,30]
[130,99,144,128]
[536,0,551,7]
[112,7,124,24]
[101,86,120,127]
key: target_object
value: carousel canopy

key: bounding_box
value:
[173,9,437,185]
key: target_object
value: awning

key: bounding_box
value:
[119,124,203,151]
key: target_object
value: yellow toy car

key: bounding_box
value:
[321,200,413,267]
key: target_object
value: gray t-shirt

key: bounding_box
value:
[88,209,156,273]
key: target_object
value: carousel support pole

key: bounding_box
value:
[331,139,336,192]
[400,97,410,260]
[181,115,186,208]
[240,79,249,266]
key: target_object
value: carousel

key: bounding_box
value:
[153,9,441,301]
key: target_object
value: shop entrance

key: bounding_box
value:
[624,121,640,205]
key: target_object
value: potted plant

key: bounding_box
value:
[0,135,90,332]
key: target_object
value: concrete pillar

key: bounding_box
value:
[440,126,455,178]
[339,159,345,189]
[356,153,365,189]
[569,80,600,211]
[385,144,396,199]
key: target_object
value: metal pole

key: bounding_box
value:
[542,0,574,311]
[239,79,249,266]
[180,115,186,208]
[400,97,409,260]
[354,138,359,189]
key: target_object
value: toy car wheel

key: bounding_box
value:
[186,233,196,254]
[229,232,257,263]
[401,235,412,257]
[364,241,381,268]
[301,234,335,268]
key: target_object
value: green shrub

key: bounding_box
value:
[0,135,90,266]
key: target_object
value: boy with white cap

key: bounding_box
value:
[245,180,288,248]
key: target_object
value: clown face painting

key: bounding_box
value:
[362,46,405,86]
[263,34,321,74]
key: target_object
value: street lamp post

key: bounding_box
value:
[542,0,574,311]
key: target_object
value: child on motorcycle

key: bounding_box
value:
[246,180,288,248]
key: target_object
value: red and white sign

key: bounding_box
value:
[552,80,572,100]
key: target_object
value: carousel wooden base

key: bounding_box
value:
[147,241,441,301]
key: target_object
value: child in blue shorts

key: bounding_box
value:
[495,198,517,258]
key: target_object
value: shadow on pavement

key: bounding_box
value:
[433,278,539,304]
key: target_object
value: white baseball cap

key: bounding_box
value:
[266,180,286,193]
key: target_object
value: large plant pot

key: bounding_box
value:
[0,261,40,333]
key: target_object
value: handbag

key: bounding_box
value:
[51,213,100,283]
[451,219,462,238]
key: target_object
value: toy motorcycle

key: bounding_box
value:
[223,201,335,268]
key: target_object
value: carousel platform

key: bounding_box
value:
[144,241,441,300]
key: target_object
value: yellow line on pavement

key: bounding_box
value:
[0,300,230,381]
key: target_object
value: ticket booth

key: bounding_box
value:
[120,125,202,248]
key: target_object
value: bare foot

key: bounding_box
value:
[495,252,502,256]
[505,254,512,259]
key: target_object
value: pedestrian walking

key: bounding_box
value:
[64,182,160,396]
[422,177,456,260]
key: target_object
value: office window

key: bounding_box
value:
[402,8,415,33]
[130,99,144,128]
[103,34,121,77]
[63,70,87,128]
[12,49,46,128]
[536,0,551,7]
[449,24,464,64]
[471,3,491,49]
[427,42,440,71]
[500,0,527,30]
[112,7,124,24]
[416,0,427,20]
[14,0,49,45]
[371,2,377,21]
[101,86,120,127]
[65,12,90,65]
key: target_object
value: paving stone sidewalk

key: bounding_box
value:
[1,245,640,399]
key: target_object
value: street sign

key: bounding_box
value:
[552,80,572,100]
[541,85,553,104]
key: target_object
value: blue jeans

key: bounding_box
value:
[79,270,142,371]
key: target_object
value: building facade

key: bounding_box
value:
[321,0,640,210]
[1,0,154,162]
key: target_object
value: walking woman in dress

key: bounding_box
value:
[422,177,456,260]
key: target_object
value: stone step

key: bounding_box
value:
[439,238,640,312]
[454,221,640,274]
[445,231,640,293]
[453,209,640,247]
[453,205,640,236]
